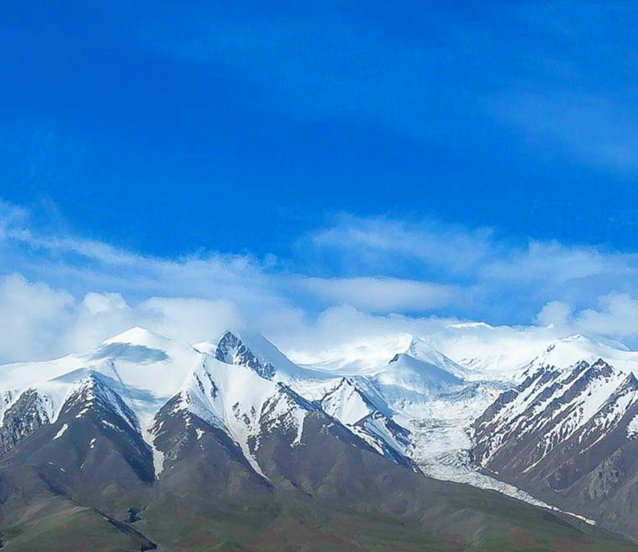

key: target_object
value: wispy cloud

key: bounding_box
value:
[307,213,636,284]
[304,213,638,328]
[301,276,457,313]
[495,92,638,173]
[3,199,638,361]
[307,215,495,276]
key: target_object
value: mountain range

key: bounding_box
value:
[0,326,636,551]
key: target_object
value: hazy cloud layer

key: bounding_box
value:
[2,199,638,362]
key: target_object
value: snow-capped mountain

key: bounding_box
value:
[0,329,453,479]
[6,328,623,552]
[474,356,638,540]
[156,353,318,479]
[521,334,638,376]
[474,359,638,472]
[0,327,617,497]
[2,326,638,548]
[450,332,638,379]
[195,329,306,381]
[283,332,495,473]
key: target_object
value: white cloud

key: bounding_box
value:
[0,274,75,362]
[306,216,638,323]
[0,275,253,363]
[82,292,128,315]
[282,304,564,368]
[138,297,244,344]
[483,241,615,283]
[302,276,456,312]
[307,214,494,274]
[536,300,572,328]
[571,293,638,338]
[531,293,638,344]
[3,199,638,362]
[309,215,638,289]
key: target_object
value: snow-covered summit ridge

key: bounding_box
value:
[403,336,469,379]
[450,332,638,380]
[290,332,464,377]
[522,334,638,376]
[474,357,638,471]
[103,326,175,348]
[195,329,306,381]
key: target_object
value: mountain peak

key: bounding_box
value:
[205,329,302,381]
[562,333,590,343]
[618,371,638,392]
[592,357,612,369]
[214,331,267,373]
[103,326,170,347]
[218,328,241,341]
[61,371,141,432]
[400,336,468,379]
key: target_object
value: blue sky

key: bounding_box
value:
[1,1,638,360]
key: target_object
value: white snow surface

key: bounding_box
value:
[53,424,68,440]
[522,335,638,377]
[292,333,466,378]
[171,354,313,478]
[319,378,373,425]
[452,333,638,380]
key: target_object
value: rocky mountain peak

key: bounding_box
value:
[214,330,276,379]
[61,372,141,432]
[623,371,638,390]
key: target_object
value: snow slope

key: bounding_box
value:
[165,354,314,478]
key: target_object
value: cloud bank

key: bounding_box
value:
[2,199,638,362]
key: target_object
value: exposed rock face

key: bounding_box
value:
[473,359,638,540]
[0,390,49,455]
[584,451,623,501]
[215,331,276,379]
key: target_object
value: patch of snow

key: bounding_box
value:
[151,445,165,477]
[101,420,122,431]
[140,419,166,478]
[53,424,68,440]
